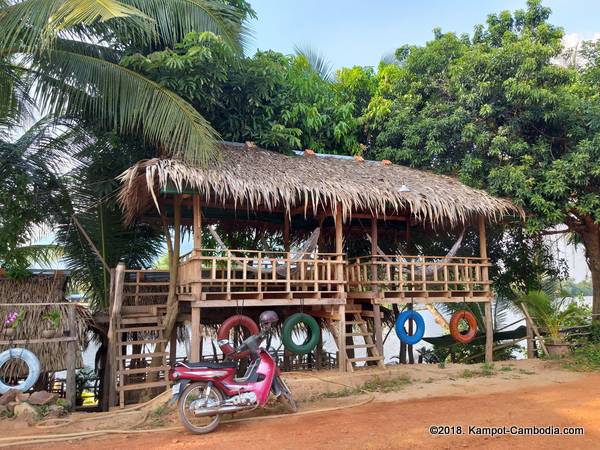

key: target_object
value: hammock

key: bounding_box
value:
[207,226,321,276]
[365,227,466,274]
[364,227,465,332]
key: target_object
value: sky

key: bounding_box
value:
[247,0,600,69]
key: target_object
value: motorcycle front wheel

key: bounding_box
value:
[178,382,224,434]
[277,376,298,413]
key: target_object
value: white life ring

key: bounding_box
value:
[0,348,41,393]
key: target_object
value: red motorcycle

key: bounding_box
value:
[169,311,297,434]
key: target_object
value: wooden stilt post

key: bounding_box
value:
[191,306,201,362]
[169,328,177,366]
[371,217,384,359]
[526,320,535,358]
[193,195,202,255]
[108,263,125,408]
[479,216,493,363]
[283,212,290,253]
[335,203,347,372]
[66,304,77,410]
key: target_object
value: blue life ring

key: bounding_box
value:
[0,348,41,393]
[395,310,425,345]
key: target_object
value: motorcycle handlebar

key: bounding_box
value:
[233,330,267,355]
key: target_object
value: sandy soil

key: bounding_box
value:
[8,360,600,450]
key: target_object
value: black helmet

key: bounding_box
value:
[259,310,279,327]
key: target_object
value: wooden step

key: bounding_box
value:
[348,356,384,363]
[118,339,167,346]
[117,352,168,360]
[117,326,164,333]
[117,380,169,392]
[346,320,366,325]
[347,344,375,349]
[117,365,168,375]
[347,332,370,337]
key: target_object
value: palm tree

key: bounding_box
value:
[294,44,334,81]
[0,0,249,165]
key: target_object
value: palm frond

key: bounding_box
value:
[120,0,249,52]
[294,44,334,81]
[30,48,219,164]
[14,244,64,267]
[0,0,150,51]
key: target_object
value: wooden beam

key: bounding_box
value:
[479,216,494,363]
[371,217,383,356]
[66,304,77,410]
[484,302,493,363]
[526,319,535,359]
[191,306,201,362]
[283,213,290,252]
[193,195,202,254]
[335,203,347,372]
[108,263,125,408]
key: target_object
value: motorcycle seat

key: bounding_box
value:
[180,361,236,369]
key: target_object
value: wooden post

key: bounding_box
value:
[371,217,383,356]
[283,212,290,253]
[335,204,347,372]
[193,194,202,255]
[101,268,115,411]
[66,304,77,410]
[191,306,201,362]
[169,328,177,366]
[526,320,535,358]
[107,263,125,408]
[479,216,493,363]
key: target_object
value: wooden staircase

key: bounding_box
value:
[330,304,384,371]
[115,315,170,407]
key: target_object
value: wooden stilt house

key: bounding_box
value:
[109,141,520,406]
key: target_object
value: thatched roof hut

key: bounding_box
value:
[118,142,521,227]
[0,272,90,373]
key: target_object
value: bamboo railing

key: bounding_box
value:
[347,255,491,298]
[178,249,346,299]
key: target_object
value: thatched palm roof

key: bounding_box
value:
[119,142,521,226]
[0,273,90,373]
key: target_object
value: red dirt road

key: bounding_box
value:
[33,372,600,450]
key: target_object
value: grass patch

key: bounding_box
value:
[459,363,496,379]
[499,365,514,372]
[518,368,536,375]
[563,344,600,372]
[147,404,170,427]
[360,375,412,393]
[314,375,412,399]
[34,404,49,421]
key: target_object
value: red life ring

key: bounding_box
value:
[216,315,259,359]
[449,310,478,344]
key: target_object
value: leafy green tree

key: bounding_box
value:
[369,0,600,321]
[0,0,249,164]
[54,129,164,309]
[0,119,66,276]
[122,31,364,153]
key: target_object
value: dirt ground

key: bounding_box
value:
[6,360,600,450]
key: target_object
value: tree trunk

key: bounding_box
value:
[577,216,600,324]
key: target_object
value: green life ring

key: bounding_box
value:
[281,313,320,355]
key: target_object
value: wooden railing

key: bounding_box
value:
[122,269,170,307]
[178,249,346,300]
[347,255,491,298]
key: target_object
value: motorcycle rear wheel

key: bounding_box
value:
[178,382,223,434]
